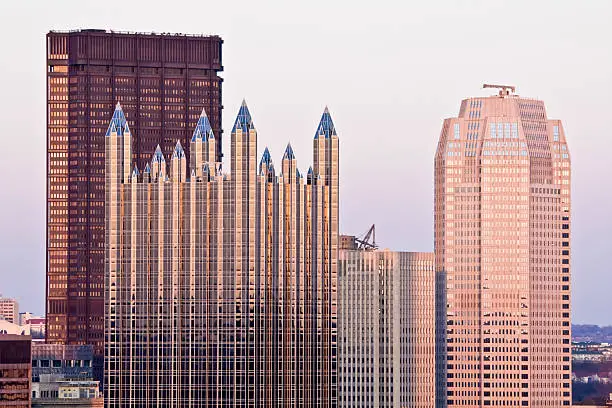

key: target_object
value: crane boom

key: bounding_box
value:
[483,83,516,96]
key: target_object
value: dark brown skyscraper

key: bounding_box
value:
[46,29,223,379]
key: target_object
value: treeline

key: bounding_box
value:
[573,324,612,342]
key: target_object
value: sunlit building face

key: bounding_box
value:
[434,88,572,407]
[105,102,339,407]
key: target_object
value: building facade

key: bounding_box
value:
[338,248,435,408]
[0,296,18,324]
[105,101,339,407]
[31,344,96,404]
[0,334,32,408]
[434,86,572,407]
[45,30,223,373]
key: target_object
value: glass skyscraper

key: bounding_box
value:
[105,102,338,407]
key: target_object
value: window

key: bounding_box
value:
[454,124,460,139]
[553,125,560,141]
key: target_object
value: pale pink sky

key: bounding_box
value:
[0,0,610,324]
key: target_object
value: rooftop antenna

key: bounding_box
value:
[483,83,516,97]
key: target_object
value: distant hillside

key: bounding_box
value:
[573,324,612,343]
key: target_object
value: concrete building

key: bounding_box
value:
[0,320,30,335]
[337,248,435,408]
[0,334,32,408]
[46,31,223,381]
[434,85,572,407]
[105,101,339,407]
[0,296,18,324]
[19,313,46,339]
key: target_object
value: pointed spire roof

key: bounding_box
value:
[259,147,274,175]
[232,99,255,133]
[307,166,313,176]
[172,140,185,159]
[314,106,337,139]
[106,102,128,137]
[144,163,151,174]
[283,143,295,160]
[191,108,214,142]
[152,145,165,163]
[131,164,139,178]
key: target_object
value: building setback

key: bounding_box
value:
[338,248,435,408]
[434,86,572,407]
[105,101,339,407]
[46,29,223,379]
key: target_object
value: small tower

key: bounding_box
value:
[190,108,216,178]
[105,102,132,183]
[143,163,151,183]
[282,143,298,183]
[151,145,166,181]
[259,147,275,182]
[171,140,186,182]
[313,106,339,188]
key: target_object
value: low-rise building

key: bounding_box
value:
[19,313,45,339]
[0,297,18,324]
[0,334,31,408]
[31,343,95,402]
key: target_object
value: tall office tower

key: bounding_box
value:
[434,85,571,407]
[105,101,338,407]
[0,296,19,323]
[46,30,223,375]
[337,246,435,408]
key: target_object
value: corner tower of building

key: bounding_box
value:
[434,85,571,407]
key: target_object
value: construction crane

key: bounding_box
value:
[355,224,377,250]
[483,83,516,96]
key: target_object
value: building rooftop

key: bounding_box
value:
[48,29,221,39]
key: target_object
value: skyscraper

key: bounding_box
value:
[46,30,223,375]
[105,101,338,407]
[0,295,19,323]
[338,247,435,408]
[434,85,571,407]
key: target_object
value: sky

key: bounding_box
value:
[0,0,610,324]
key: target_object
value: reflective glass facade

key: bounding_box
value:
[105,102,338,407]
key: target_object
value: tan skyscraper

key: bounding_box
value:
[434,85,571,407]
[105,101,338,407]
[338,245,435,408]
